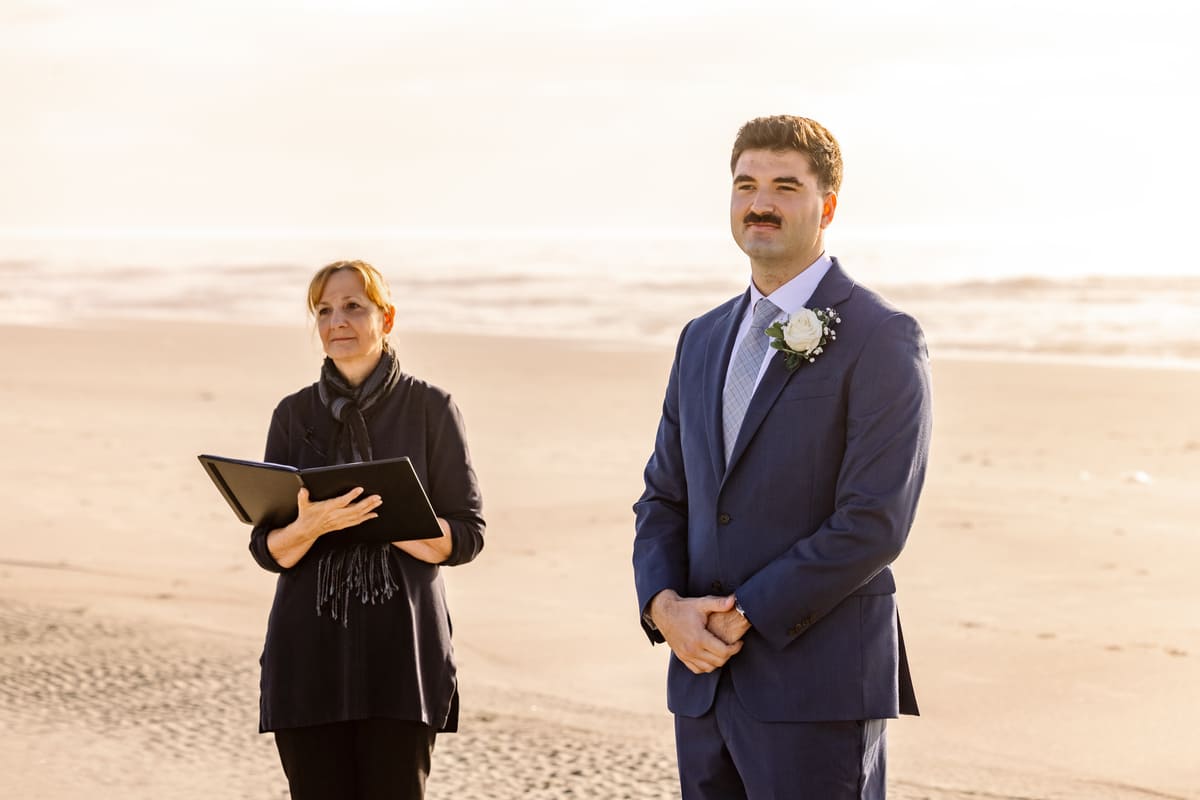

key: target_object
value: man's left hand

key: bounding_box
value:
[707,604,751,645]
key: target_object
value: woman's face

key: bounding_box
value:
[314,269,392,370]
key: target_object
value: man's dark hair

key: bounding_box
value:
[730,115,843,193]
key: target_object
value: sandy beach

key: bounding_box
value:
[2,320,1198,799]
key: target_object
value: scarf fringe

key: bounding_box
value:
[316,544,400,626]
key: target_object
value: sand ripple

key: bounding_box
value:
[0,599,678,799]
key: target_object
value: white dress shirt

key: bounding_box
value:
[723,253,834,395]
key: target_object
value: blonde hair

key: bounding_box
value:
[730,115,843,193]
[306,260,393,315]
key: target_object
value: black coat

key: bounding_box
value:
[249,372,484,733]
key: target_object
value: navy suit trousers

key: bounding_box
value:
[675,672,886,800]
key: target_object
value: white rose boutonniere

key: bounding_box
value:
[765,307,842,371]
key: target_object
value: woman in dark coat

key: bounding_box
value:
[248,259,484,800]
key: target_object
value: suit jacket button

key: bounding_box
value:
[710,580,724,593]
[718,513,732,524]
[787,624,802,636]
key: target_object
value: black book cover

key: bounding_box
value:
[198,454,441,544]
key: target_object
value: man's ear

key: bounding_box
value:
[382,305,396,333]
[820,192,838,229]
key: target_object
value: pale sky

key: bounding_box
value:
[3,0,1198,262]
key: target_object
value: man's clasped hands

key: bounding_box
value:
[648,590,752,675]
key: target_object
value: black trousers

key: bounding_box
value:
[273,718,436,800]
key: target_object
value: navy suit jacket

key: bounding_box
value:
[633,260,931,721]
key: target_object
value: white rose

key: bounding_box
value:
[781,308,823,352]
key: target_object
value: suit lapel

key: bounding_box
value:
[807,257,854,313]
[704,290,750,483]
[722,260,855,481]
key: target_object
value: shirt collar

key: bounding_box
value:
[747,253,834,317]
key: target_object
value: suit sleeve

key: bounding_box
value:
[632,323,693,643]
[425,395,485,566]
[736,312,933,651]
[248,399,293,573]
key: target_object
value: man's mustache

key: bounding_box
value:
[744,212,782,226]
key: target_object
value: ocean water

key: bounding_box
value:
[2,231,1198,367]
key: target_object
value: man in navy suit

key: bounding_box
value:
[633,115,932,799]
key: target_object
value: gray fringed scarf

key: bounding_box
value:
[314,345,402,625]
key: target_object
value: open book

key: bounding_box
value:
[197,454,441,544]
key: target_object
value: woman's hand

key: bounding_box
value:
[266,487,382,568]
[392,517,453,565]
[297,486,381,537]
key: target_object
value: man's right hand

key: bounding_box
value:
[648,590,743,674]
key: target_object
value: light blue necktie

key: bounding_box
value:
[722,298,780,463]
